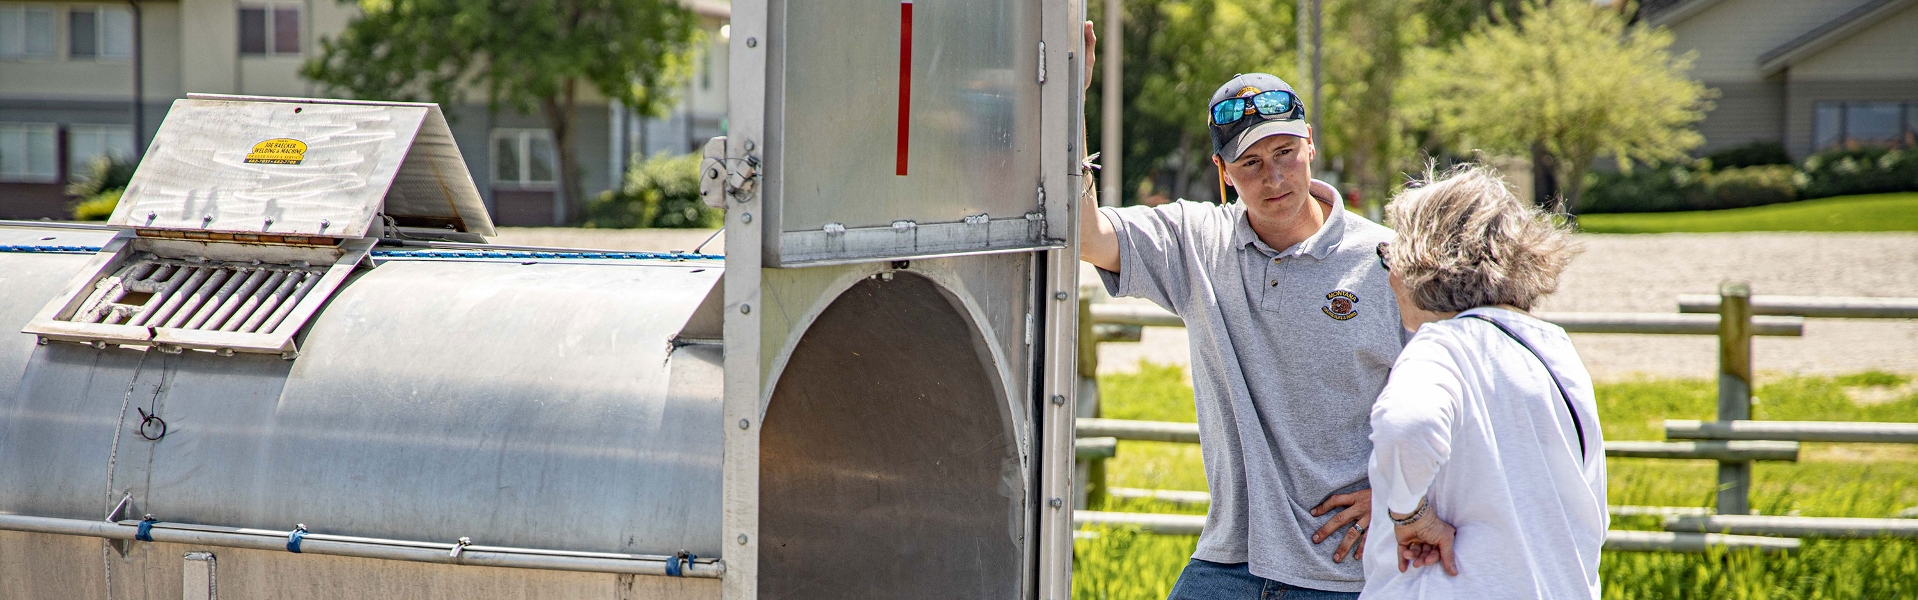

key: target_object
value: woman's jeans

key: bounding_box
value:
[1166,558,1360,600]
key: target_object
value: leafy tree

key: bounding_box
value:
[1087,0,1293,205]
[304,0,700,224]
[1400,0,1711,210]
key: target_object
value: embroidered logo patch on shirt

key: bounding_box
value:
[1323,289,1359,320]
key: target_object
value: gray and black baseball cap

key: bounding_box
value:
[1208,73,1310,162]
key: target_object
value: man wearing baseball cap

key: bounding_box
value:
[1079,25,1402,599]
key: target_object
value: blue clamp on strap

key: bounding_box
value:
[286,525,308,553]
[135,517,158,542]
[665,550,695,577]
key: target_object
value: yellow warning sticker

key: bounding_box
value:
[244,138,307,164]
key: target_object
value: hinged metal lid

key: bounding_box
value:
[107,94,496,239]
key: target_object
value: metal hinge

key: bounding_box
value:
[1037,42,1047,84]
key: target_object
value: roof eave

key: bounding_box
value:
[1646,0,1728,27]
[1757,0,1915,76]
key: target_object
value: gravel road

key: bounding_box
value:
[490,228,1918,381]
[1095,232,1918,381]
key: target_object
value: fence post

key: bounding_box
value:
[1076,296,1108,509]
[1717,281,1753,515]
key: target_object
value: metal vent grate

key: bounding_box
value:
[67,255,327,335]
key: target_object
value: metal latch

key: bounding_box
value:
[698,136,760,209]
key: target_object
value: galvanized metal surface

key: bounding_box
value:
[1075,513,1804,555]
[109,95,493,237]
[1678,294,1918,319]
[1604,440,1799,461]
[0,248,731,593]
[1665,419,1918,443]
[1665,515,1918,539]
[0,514,723,577]
[763,0,1053,265]
[1086,304,1806,336]
[758,272,1024,600]
[1075,437,1117,459]
[1077,417,1200,444]
[0,530,719,600]
[1600,530,1799,554]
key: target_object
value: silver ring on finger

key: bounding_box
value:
[1351,523,1365,535]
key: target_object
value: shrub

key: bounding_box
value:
[585,151,721,229]
[67,156,139,221]
[1580,162,1797,213]
[1579,163,1692,213]
[1798,146,1918,200]
[72,189,123,221]
[1688,165,1797,211]
[1703,141,1792,171]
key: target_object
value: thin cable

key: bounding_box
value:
[692,228,724,255]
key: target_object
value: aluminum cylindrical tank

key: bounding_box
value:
[0,224,730,597]
[0,224,1037,600]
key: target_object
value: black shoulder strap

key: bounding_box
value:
[1456,314,1588,464]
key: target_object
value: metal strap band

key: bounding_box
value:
[0,245,103,254]
[665,550,695,577]
[286,525,308,553]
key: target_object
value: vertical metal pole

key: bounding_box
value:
[1295,0,1307,125]
[1716,281,1753,515]
[720,0,768,596]
[1038,0,1086,594]
[1307,0,1323,172]
[129,0,144,155]
[1099,0,1122,207]
[1075,297,1105,509]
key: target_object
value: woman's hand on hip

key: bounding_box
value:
[1310,489,1371,563]
[1393,505,1459,576]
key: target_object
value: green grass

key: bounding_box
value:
[1575,192,1918,233]
[1074,362,1918,599]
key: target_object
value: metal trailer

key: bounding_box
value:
[0,0,1090,595]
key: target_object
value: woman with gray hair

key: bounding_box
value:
[1358,164,1607,598]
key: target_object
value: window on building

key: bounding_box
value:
[66,124,135,179]
[492,129,557,187]
[1814,101,1918,151]
[68,6,133,60]
[0,122,59,183]
[0,3,57,60]
[238,4,299,56]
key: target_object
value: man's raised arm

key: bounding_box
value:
[1080,21,1121,273]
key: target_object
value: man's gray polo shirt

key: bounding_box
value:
[1097,197,1402,592]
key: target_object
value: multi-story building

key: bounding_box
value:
[1645,0,1918,157]
[0,0,729,225]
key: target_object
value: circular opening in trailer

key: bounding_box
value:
[760,271,1024,599]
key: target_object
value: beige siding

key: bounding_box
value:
[1791,3,1918,80]
[0,1,184,100]
[237,56,308,96]
[178,0,237,93]
[1696,80,1787,152]
[141,2,184,98]
[1666,0,1857,83]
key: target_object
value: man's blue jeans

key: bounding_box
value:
[1166,558,1359,600]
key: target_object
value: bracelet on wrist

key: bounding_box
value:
[1390,496,1429,526]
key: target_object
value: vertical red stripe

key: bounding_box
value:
[896,1,913,177]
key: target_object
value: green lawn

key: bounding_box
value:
[1575,193,1918,234]
[1075,363,1918,599]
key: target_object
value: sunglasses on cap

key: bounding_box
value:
[1209,89,1302,126]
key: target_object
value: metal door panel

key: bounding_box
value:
[764,0,1050,265]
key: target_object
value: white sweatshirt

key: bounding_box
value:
[1360,307,1608,599]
